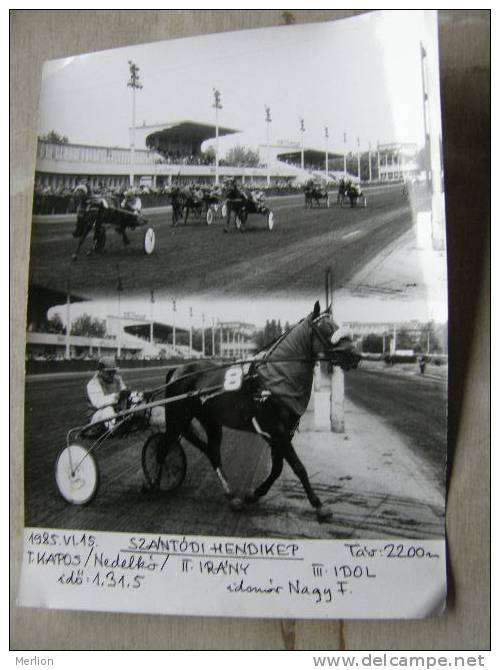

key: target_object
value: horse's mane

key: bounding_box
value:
[253,315,311,361]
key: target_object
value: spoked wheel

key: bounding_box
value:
[267,211,274,231]
[363,196,367,208]
[55,444,99,505]
[206,208,214,225]
[326,195,330,208]
[141,434,187,492]
[221,203,228,219]
[143,227,156,255]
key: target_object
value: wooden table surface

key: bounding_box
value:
[10,9,490,650]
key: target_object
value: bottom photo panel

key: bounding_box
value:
[21,287,448,618]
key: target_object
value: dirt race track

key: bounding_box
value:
[24,361,446,540]
[28,186,415,299]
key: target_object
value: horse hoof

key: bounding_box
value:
[229,497,244,511]
[316,506,333,523]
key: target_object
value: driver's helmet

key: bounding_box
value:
[98,356,117,381]
[74,184,88,197]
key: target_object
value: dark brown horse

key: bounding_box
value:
[156,302,360,521]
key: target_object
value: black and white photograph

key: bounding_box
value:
[20,10,449,619]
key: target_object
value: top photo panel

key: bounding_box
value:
[29,10,446,304]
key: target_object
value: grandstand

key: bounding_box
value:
[25,286,198,362]
[33,119,342,192]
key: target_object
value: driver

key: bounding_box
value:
[71,181,93,238]
[87,356,129,429]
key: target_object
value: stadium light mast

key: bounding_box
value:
[127,60,143,188]
[343,132,347,178]
[377,141,381,180]
[117,272,123,359]
[265,106,272,186]
[213,88,222,185]
[201,313,206,357]
[65,272,71,360]
[357,136,361,181]
[172,299,176,350]
[189,307,193,358]
[299,118,305,171]
[211,317,215,358]
[149,290,154,344]
[368,141,372,183]
[324,126,329,181]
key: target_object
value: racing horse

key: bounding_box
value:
[71,188,146,259]
[166,185,189,227]
[304,181,330,208]
[168,184,209,226]
[339,181,366,208]
[156,302,360,521]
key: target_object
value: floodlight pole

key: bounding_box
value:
[265,106,272,186]
[357,137,361,181]
[201,313,206,357]
[377,141,381,181]
[420,41,431,188]
[65,273,71,360]
[211,318,215,357]
[213,89,222,185]
[117,272,123,359]
[189,307,193,358]
[324,126,329,181]
[343,132,347,178]
[172,299,176,350]
[127,61,143,188]
[368,141,372,182]
[149,290,154,344]
[299,118,305,171]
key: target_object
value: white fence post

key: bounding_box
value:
[311,362,345,433]
[330,367,345,433]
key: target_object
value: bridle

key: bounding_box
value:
[310,312,336,354]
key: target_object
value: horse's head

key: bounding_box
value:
[309,301,361,371]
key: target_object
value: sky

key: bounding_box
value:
[38,10,441,157]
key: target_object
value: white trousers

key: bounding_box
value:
[90,405,117,429]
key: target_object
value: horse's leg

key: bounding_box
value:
[72,221,92,260]
[184,414,241,507]
[281,442,332,522]
[244,446,283,504]
[183,205,189,226]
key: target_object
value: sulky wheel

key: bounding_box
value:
[141,434,187,492]
[206,207,214,225]
[143,227,156,255]
[55,444,99,505]
[221,203,228,219]
[326,195,330,208]
[267,211,274,231]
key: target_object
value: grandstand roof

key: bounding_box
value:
[27,284,87,329]
[277,149,343,166]
[124,321,188,341]
[144,121,239,152]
